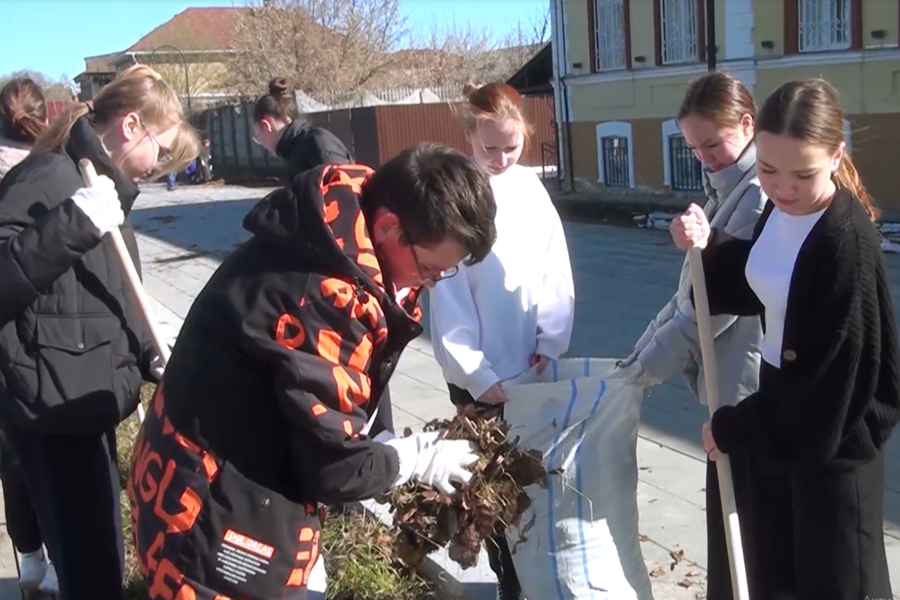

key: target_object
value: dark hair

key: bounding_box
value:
[254,77,297,123]
[0,78,48,144]
[460,81,534,138]
[363,143,497,265]
[678,72,756,129]
[758,78,876,220]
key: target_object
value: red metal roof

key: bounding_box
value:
[126,7,247,53]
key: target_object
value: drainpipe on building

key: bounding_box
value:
[549,0,565,186]
[550,0,576,192]
[706,0,717,72]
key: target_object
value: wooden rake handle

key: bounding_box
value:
[78,159,170,422]
[688,247,750,600]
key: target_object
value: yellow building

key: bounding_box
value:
[550,0,900,208]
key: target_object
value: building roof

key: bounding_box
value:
[82,53,120,74]
[125,7,246,53]
[506,43,553,95]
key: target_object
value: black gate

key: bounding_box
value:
[669,135,704,191]
[602,136,630,188]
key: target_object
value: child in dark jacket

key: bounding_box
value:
[0,65,198,600]
[672,78,898,600]
[127,143,497,600]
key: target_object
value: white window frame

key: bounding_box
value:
[596,121,635,189]
[843,118,852,152]
[661,119,681,187]
[798,0,852,53]
[594,0,627,71]
[660,0,699,65]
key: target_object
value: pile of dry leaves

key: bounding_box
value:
[377,407,549,569]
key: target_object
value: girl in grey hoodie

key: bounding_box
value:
[618,72,766,600]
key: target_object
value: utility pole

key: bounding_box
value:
[706,0,717,71]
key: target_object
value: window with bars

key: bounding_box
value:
[602,136,631,188]
[668,135,704,191]
[660,0,699,64]
[594,0,627,71]
[798,0,851,52]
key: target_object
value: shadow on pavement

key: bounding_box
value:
[131,199,261,259]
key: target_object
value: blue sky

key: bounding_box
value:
[0,0,548,81]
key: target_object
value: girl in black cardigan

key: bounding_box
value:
[672,78,899,599]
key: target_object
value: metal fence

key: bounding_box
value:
[669,135,704,191]
[309,85,462,109]
[601,136,630,188]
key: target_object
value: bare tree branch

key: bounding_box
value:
[224,0,549,107]
[0,70,76,102]
[226,0,409,98]
[401,7,550,93]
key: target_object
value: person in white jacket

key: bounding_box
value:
[618,71,766,600]
[429,81,575,600]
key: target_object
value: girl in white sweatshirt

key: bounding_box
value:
[429,81,575,600]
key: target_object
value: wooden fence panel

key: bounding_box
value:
[371,95,555,168]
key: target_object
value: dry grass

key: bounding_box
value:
[377,406,548,569]
[321,506,434,600]
[116,384,155,600]
[116,384,431,600]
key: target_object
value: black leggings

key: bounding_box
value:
[3,425,125,600]
[448,383,522,600]
[0,433,43,555]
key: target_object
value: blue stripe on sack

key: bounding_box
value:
[546,379,580,600]
[552,358,560,383]
[574,379,608,598]
[583,357,590,377]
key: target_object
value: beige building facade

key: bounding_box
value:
[550,0,900,208]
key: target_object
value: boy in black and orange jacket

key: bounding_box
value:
[127,143,497,600]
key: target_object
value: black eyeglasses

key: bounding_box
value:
[138,117,171,166]
[402,228,459,284]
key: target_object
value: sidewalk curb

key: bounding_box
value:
[550,191,693,228]
[549,189,900,228]
[360,500,496,600]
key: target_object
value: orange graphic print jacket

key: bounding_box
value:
[127,164,423,600]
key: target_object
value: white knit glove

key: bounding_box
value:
[70,175,124,236]
[384,431,479,495]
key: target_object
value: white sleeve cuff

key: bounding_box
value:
[536,338,563,361]
[383,436,417,488]
[465,368,502,402]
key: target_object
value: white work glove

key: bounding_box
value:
[149,355,165,381]
[384,431,479,495]
[70,175,125,236]
[614,359,663,388]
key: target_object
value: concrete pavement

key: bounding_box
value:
[0,182,895,598]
